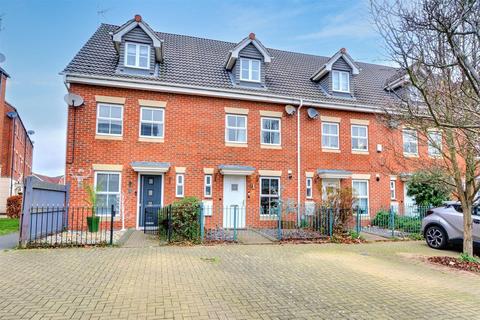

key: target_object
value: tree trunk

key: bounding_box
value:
[462,202,474,256]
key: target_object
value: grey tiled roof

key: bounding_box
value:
[63,24,399,110]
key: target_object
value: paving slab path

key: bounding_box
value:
[0,241,479,319]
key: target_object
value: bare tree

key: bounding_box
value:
[371,0,480,255]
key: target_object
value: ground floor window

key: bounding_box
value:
[352,180,369,214]
[260,177,280,215]
[176,174,184,198]
[306,177,313,199]
[94,171,121,213]
[204,174,212,197]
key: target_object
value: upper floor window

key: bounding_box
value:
[225,114,247,143]
[403,129,418,155]
[261,117,280,145]
[332,70,350,93]
[351,125,368,151]
[97,103,123,136]
[322,122,339,149]
[125,42,150,69]
[240,58,260,82]
[140,107,164,138]
[428,130,442,157]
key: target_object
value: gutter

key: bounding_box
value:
[63,73,384,114]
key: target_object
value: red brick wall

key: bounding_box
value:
[0,74,6,176]
[66,84,434,228]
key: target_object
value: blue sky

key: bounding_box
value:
[0,0,387,176]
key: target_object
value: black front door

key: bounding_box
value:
[139,175,162,227]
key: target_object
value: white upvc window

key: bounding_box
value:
[94,171,121,213]
[390,180,396,200]
[403,129,418,155]
[428,130,442,157]
[261,117,281,145]
[96,103,123,136]
[332,70,350,93]
[204,174,212,198]
[322,122,339,149]
[239,58,261,82]
[351,125,368,151]
[352,180,369,215]
[140,107,164,138]
[260,177,280,215]
[306,177,313,199]
[225,114,247,143]
[125,42,150,69]
[176,174,184,198]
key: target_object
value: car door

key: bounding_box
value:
[473,207,480,241]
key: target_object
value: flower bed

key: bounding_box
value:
[428,256,480,274]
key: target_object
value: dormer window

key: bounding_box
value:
[125,42,150,69]
[332,70,350,93]
[240,58,261,82]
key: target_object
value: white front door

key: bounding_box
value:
[404,183,417,216]
[223,175,246,228]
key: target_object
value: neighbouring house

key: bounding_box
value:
[61,15,433,229]
[0,67,34,213]
[32,173,65,185]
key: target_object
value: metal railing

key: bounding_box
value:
[19,205,116,248]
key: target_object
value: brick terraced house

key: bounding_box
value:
[62,15,433,229]
[0,67,34,213]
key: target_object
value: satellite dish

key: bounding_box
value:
[307,108,319,119]
[285,105,296,115]
[27,130,35,135]
[64,93,84,107]
[0,53,5,63]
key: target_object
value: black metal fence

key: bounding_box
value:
[19,205,116,248]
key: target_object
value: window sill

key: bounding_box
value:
[261,144,282,150]
[225,142,248,148]
[95,135,123,141]
[403,153,419,158]
[352,150,369,155]
[428,155,442,159]
[138,137,164,143]
[322,148,340,153]
[259,214,279,221]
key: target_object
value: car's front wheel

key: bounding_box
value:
[425,225,448,249]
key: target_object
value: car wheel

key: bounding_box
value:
[425,225,447,249]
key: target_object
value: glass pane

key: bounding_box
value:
[205,186,211,195]
[251,60,260,72]
[139,45,149,56]
[333,72,340,90]
[251,69,259,81]
[142,109,152,121]
[96,194,108,208]
[141,123,152,136]
[96,174,108,192]
[108,174,120,192]
[270,119,279,130]
[236,129,246,142]
[227,115,236,127]
[110,121,122,134]
[97,120,110,134]
[261,179,269,195]
[108,194,119,209]
[358,126,366,137]
[236,116,246,128]
[352,126,358,136]
[227,128,235,141]
[271,132,280,144]
[99,105,110,118]
[139,56,148,68]
[152,109,163,122]
[341,72,349,91]
[152,123,163,137]
[126,55,136,66]
[241,69,249,80]
[177,175,183,184]
[176,186,183,196]
[127,44,136,54]
[110,106,122,119]
[352,138,359,149]
[270,179,279,194]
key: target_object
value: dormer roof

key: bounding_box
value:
[311,48,359,81]
[112,15,164,63]
[225,33,272,70]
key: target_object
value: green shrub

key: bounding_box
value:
[170,197,201,242]
[371,210,390,227]
[371,210,421,233]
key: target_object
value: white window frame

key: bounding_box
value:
[139,107,165,138]
[332,70,350,93]
[239,58,261,82]
[351,125,368,151]
[403,129,418,156]
[352,179,369,215]
[306,177,313,199]
[260,177,281,216]
[225,114,247,143]
[124,42,150,69]
[321,122,340,149]
[96,103,124,136]
[94,171,121,215]
[390,180,396,200]
[176,174,184,198]
[204,174,212,198]
[428,130,442,157]
[260,117,281,146]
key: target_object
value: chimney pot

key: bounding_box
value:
[249,32,256,40]
[340,47,347,54]
[134,14,142,22]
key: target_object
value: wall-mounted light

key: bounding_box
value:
[376,173,380,182]
[376,144,383,153]
[288,170,293,179]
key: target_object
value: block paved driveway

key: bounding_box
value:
[1,241,480,319]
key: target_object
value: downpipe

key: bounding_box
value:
[297,98,304,225]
